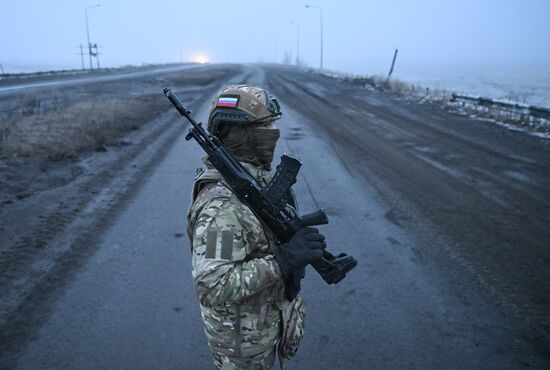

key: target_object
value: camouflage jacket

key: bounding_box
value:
[187,158,287,364]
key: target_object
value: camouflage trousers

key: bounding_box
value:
[212,345,276,370]
[201,303,281,370]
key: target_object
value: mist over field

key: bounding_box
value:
[1,0,549,106]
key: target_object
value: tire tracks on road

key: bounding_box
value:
[266,67,550,355]
[0,71,244,368]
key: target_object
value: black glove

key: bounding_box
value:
[285,268,306,301]
[273,227,326,279]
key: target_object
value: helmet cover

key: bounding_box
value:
[207,85,282,135]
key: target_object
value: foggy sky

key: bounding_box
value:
[1,0,549,75]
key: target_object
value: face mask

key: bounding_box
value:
[251,127,280,168]
[221,126,280,169]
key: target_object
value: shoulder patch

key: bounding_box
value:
[204,229,240,261]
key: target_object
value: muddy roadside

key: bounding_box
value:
[266,66,550,357]
[0,64,242,332]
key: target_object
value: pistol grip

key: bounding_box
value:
[297,209,329,227]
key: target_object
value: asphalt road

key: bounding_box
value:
[0,64,201,95]
[2,65,549,369]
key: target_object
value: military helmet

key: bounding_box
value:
[207,85,282,136]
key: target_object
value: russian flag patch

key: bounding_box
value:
[217,95,239,108]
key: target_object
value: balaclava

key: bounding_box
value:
[219,124,280,170]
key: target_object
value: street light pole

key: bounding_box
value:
[291,21,300,67]
[85,4,100,70]
[305,4,323,70]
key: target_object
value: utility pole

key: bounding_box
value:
[0,63,4,74]
[94,44,101,69]
[85,4,101,70]
[77,44,85,70]
[291,21,300,67]
[305,4,323,70]
[388,48,399,78]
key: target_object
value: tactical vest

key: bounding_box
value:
[186,164,280,256]
[186,166,230,244]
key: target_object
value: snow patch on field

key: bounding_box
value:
[396,67,550,109]
[316,67,550,139]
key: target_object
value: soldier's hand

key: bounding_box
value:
[273,227,326,278]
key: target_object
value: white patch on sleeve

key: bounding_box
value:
[195,225,206,236]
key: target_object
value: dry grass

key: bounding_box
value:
[368,75,452,104]
[450,101,550,133]
[0,94,165,158]
[0,64,243,158]
[322,70,452,105]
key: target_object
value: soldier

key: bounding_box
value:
[187,85,326,370]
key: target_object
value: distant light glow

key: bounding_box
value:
[193,55,209,64]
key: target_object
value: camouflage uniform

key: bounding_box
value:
[187,158,288,370]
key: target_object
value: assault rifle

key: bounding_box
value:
[164,88,357,285]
